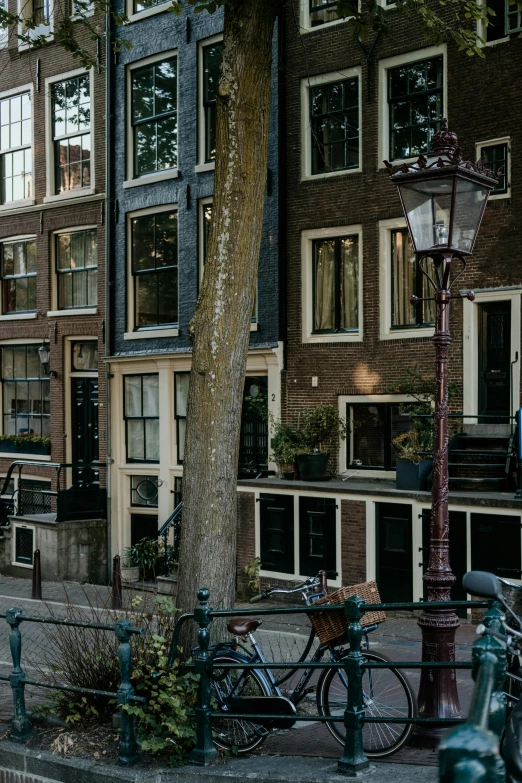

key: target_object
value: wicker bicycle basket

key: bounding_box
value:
[308,581,386,645]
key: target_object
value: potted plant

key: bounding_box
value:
[122,537,159,582]
[296,405,347,481]
[120,548,140,583]
[0,434,51,455]
[270,421,301,480]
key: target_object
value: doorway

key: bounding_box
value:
[478,301,511,422]
[71,377,99,487]
[376,503,413,603]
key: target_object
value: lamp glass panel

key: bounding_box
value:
[398,177,454,252]
[452,178,489,253]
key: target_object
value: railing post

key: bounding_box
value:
[337,595,370,777]
[115,619,140,765]
[6,608,32,742]
[112,554,122,610]
[438,603,507,783]
[188,587,219,766]
[31,550,42,600]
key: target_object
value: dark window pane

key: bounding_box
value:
[132,216,155,271]
[352,405,386,468]
[310,77,359,175]
[132,58,177,176]
[135,123,157,176]
[135,273,157,327]
[158,267,178,324]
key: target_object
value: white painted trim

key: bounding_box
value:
[0,337,45,345]
[0,85,34,208]
[0,233,37,318]
[49,224,99,312]
[475,136,511,200]
[126,49,178,184]
[338,392,417,474]
[126,202,178,335]
[44,68,95,198]
[299,0,347,32]
[0,199,35,212]
[301,224,363,344]
[1,453,51,461]
[47,309,98,317]
[462,287,522,423]
[301,67,362,180]
[18,0,53,48]
[124,329,179,340]
[366,500,376,581]
[126,0,170,22]
[378,216,435,341]
[378,45,447,169]
[198,195,213,285]
[12,522,36,568]
[0,313,38,321]
[197,33,223,168]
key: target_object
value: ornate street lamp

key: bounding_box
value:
[385,120,498,743]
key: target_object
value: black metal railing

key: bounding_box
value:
[157,501,182,574]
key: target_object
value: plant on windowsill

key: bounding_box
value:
[296,405,347,482]
[270,420,302,480]
[0,434,51,455]
[122,537,177,583]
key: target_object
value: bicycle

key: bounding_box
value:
[208,570,417,757]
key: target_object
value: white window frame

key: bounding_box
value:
[44,67,95,203]
[462,287,522,424]
[0,0,8,48]
[48,224,98,314]
[299,0,348,32]
[379,216,434,341]
[475,136,511,200]
[0,234,38,321]
[476,0,510,46]
[18,0,53,48]
[12,521,36,568]
[338,393,418,478]
[196,33,222,173]
[254,487,342,587]
[125,50,179,188]
[301,224,363,344]
[125,0,169,22]
[378,45,447,169]
[301,67,362,181]
[125,202,180,340]
[0,84,35,210]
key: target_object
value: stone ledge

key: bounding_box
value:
[0,740,438,783]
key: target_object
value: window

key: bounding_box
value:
[71,341,98,371]
[124,374,159,462]
[483,0,508,41]
[130,475,158,507]
[1,238,36,314]
[200,41,222,164]
[391,228,434,328]
[175,372,189,464]
[56,229,97,309]
[131,58,177,178]
[1,345,50,438]
[347,402,414,470]
[133,0,168,13]
[312,234,359,333]
[479,141,509,197]
[14,525,33,565]
[507,2,522,32]
[309,0,339,26]
[131,210,178,329]
[20,0,51,39]
[52,75,91,194]
[0,92,32,203]
[388,56,443,161]
[0,0,7,46]
[310,77,359,175]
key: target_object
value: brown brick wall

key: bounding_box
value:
[341,499,366,586]
[236,491,255,584]
[282,2,522,464]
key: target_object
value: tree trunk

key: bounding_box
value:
[176,0,280,650]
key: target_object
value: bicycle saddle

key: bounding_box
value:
[227,618,262,636]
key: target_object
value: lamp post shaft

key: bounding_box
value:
[414,276,461,745]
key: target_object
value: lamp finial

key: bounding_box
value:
[432,119,459,158]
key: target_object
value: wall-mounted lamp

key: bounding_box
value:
[38,344,57,378]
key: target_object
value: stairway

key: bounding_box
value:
[447,429,513,491]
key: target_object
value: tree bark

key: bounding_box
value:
[176,0,280,650]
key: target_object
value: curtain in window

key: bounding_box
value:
[392,230,416,326]
[314,240,335,331]
[341,236,358,329]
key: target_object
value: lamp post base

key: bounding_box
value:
[412,609,461,748]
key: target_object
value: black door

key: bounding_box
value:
[471,512,521,580]
[376,503,413,603]
[260,493,294,574]
[71,378,99,487]
[299,496,336,576]
[478,301,511,422]
[238,377,268,478]
[422,509,467,617]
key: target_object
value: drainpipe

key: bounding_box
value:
[104,0,115,583]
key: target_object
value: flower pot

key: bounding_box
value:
[279,462,296,480]
[121,566,140,583]
[0,439,50,455]
[395,459,433,491]
[296,452,330,481]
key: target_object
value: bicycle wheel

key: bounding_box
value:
[317,651,417,758]
[211,653,272,753]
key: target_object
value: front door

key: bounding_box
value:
[376,503,413,603]
[71,377,99,487]
[478,301,511,422]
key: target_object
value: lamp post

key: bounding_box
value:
[385,120,498,743]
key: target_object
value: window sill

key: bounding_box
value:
[124,328,179,340]
[301,167,361,181]
[43,188,95,204]
[303,332,363,344]
[483,36,510,46]
[489,191,510,201]
[195,162,215,174]
[123,170,179,189]
[126,4,170,22]
[0,198,35,212]
[0,312,38,321]
[47,308,98,317]
[301,17,348,34]
[380,327,434,341]
[0,452,51,462]
[11,560,33,570]
[250,322,258,332]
